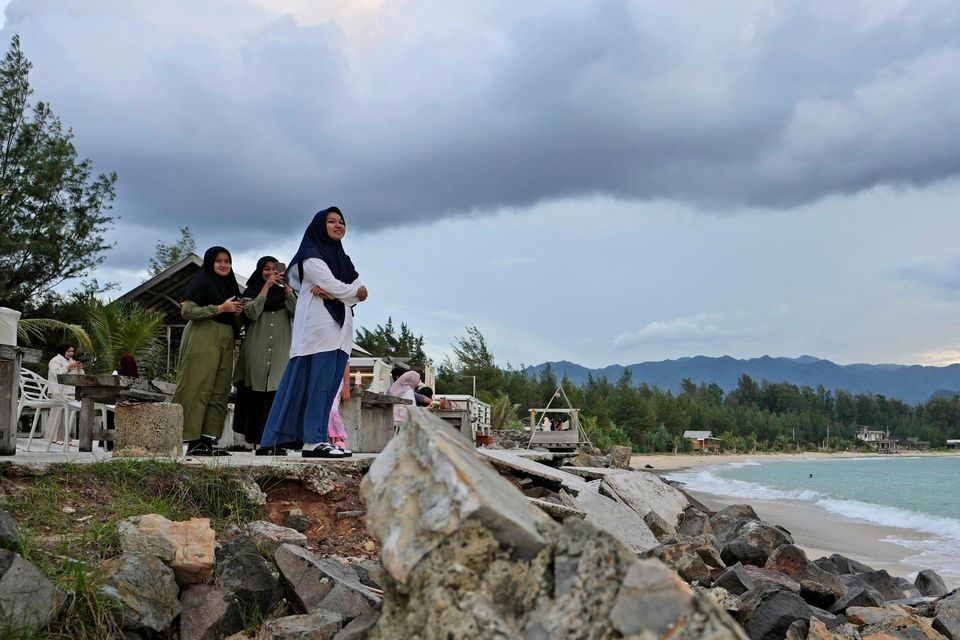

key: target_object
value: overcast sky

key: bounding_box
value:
[4,0,960,368]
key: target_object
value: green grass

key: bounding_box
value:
[0,459,268,638]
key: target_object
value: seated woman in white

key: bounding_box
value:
[46,342,84,444]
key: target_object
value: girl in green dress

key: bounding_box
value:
[172,246,243,456]
[233,255,296,452]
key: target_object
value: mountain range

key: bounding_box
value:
[524,355,960,405]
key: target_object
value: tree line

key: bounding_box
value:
[434,326,960,452]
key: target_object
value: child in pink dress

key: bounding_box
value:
[327,361,351,455]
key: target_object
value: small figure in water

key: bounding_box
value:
[808,473,813,478]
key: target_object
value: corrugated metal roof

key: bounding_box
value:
[117,254,247,326]
[682,430,713,440]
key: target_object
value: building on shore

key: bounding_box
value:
[682,430,722,452]
[855,425,899,453]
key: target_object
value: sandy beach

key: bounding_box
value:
[630,451,960,585]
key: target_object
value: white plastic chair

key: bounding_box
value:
[17,369,74,452]
[17,369,108,452]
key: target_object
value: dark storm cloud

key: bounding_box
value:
[5,0,960,245]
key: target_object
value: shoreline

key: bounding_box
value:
[630,449,960,475]
[630,450,960,587]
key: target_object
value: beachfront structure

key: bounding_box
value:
[682,430,722,452]
[434,394,492,443]
[903,436,931,451]
[855,425,899,452]
[947,440,960,449]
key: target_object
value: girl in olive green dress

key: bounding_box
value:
[171,246,243,456]
[233,255,296,451]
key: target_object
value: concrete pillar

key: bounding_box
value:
[114,402,184,457]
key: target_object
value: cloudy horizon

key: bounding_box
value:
[4,1,960,369]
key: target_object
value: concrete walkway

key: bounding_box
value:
[3,437,375,468]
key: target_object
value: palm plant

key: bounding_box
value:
[17,318,92,351]
[85,301,164,374]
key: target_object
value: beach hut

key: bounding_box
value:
[682,430,721,452]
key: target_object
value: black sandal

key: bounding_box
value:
[185,439,231,457]
[302,443,345,458]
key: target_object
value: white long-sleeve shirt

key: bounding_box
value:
[289,258,363,358]
[47,354,83,398]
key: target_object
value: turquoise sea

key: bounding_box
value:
[667,456,960,585]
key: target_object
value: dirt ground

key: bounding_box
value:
[262,476,378,558]
[0,462,378,561]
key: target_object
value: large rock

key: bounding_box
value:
[713,563,756,596]
[915,569,949,598]
[601,470,689,527]
[820,553,874,576]
[742,565,801,593]
[934,591,960,640]
[113,401,183,457]
[829,585,884,614]
[263,610,343,639]
[846,569,914,602]
[644,510,678,541]
[677,505,712,538]
[846,604,915,627]
[721,520,793,567]
[216,535,284,614]
[99,553,181,633]
[709,504,761,544]
[274,544,380,621]
[737,584,814,640]
[0,510,20,546]
[118,514,215,585]
[609,558,747,639]
[0,549,63,635]
[643,541,714,585]
[764,544,846,608]
[361,410,553,584]
[849,605,943,639]
[245,520,308,559]
[180,585,243,640]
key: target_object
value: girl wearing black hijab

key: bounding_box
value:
[259,207,368,458]
[232,256,297,450]
[171,246,243,456]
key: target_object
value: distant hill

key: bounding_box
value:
[524,355,960,405]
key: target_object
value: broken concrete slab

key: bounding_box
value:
[573,482,660,554]
[559,466,629,481]
[601,470,690,527]
[477,448,591,494]
[274,545,380,622]
[361,410,554,585]
[479,447,660,553]
[527,497,586,521]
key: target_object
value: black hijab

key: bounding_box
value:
[242,256,287,313]
[290,207,359,327]
[182,246,242,332]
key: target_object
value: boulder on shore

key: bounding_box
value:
[99,553,181,633]
[117,514,215,585]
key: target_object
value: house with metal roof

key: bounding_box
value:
[682,430,721,451]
